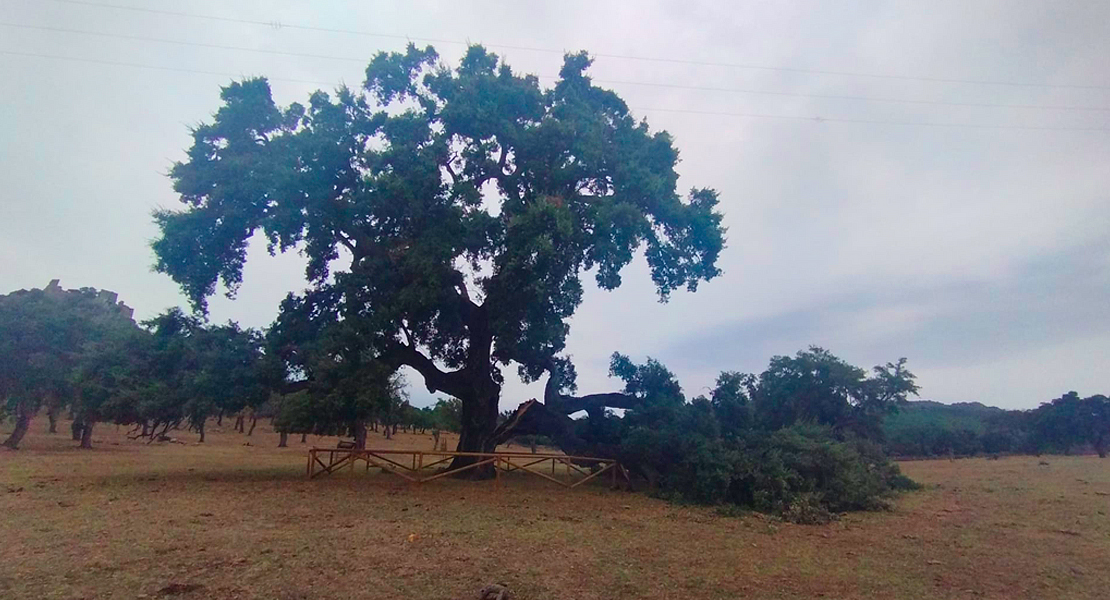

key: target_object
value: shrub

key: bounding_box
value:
[620,422,917,522]
[728,425,905,516]
[600,352,922,523]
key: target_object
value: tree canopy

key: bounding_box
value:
[0,281,138,449]
[152,44,725,465]
[1031,392,1110,457]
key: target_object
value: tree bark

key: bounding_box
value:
[235,414,245,433]
[300,432,307,444]
[488,371,644,462]
[198,419,206,443]
[354,420,367,449]
[79,422,94,449]
[247,417,257,436]
[448,385,502,477]
[216,412,223,427]
[2,402,34,449]
[71,419,83,441]
[278,432,288,447]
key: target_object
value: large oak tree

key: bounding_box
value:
[153,45,725,469]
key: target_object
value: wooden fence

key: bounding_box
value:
[307,447,630,489]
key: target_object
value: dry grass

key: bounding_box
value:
[2,420,1109,600]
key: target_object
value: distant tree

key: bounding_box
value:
[268,311,407,448]
[0,282,139,449]
[62,308,281,447]
[185,319,282,442]
[751,347,918,439]
[70,324,150,447]
[881,400,1033,458]
[431,397,463,433]
[1091,395,1110,458]
[151,44,724,474]
[1032,392,1110,457]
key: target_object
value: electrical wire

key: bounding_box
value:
[4,49,1107,132]
[41,0,1110,91]
[4,22,1108,113]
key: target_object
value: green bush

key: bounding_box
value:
[621,422,916,522]
[600,351,922,523]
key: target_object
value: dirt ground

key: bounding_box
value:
[2,419,1108,600]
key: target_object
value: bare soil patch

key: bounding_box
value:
[2,419,1108,599]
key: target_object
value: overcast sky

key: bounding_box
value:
[2,1,1108,410]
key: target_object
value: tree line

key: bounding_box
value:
[0,281,462,450]
[885,393,1110,458]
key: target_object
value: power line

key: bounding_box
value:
[42,0,1110,92]
[0,22,367,64]
[0,49,339,87]
[4,22,1109,114]
[591,77,1110,113]
[5,49,1106,133]
[630,106,1110,132]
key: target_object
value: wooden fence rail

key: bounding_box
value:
[307,447,631,489]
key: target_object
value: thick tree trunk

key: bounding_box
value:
[300,433,307,444]
[216,412,223,427]
[354,421,367,449]
[2,403,34,449]
[71,419,84,441]
[448,387,502,478]
[383,422,392,440]
[247,417,257,436]
[278,432,288,448]
[198,419,206,443]
[142,421,150,437]
[235,414,245,433]
[79,422,94,449]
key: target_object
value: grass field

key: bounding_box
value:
[2,419,1108,599]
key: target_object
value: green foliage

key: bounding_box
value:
[1030,392,1110,457]
[0,281,281,448]
[0,283,140,447]
[878,398,1107,458]
[430,397,462,432]
[57,307,281,445]
[272,365,406,437]
[752,347,918,438]
[730,426,912,517]
[152,43,725,452]
[591,349,919,522]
